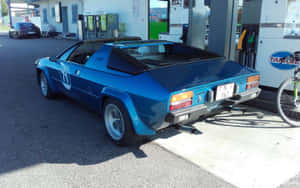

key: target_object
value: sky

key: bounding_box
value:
[150,0,168,8]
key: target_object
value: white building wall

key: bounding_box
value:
[11,16,25,25]
[83,0,148,39]
[38,0,147,39]
[39,0,83,34]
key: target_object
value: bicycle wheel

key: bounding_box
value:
[277,78,300,127]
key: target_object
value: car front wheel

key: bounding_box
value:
[103,98,137,146]
[39,72,54,98]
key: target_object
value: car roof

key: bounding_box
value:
[81,37,142,45]
[105,40,174,49]
[16,22,33,25]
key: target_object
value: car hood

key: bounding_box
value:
[148,59,257,92]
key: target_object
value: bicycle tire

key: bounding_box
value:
[277,78,300,127]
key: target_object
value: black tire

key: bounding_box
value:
[39,72,54,99]
[16,32,22,39]
[277,78,300,127]
[103,98,138,146]
[36,32,41,38]
[9,32,13,38]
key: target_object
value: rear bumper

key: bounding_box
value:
[20,31,39,36]
[224,88,261,105]
[165,104,208,124]
[165,88,261,124]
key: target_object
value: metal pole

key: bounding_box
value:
[187,0,193,45]
[7,0,12,27]
[27,0,29,16]
[208,0,238,60]
[0,0,4,25]
[0,0,2,21]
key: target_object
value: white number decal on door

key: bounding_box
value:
[60,63,72,90]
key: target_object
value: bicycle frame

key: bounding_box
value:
[277,57,300,126]
[294,67,300,107]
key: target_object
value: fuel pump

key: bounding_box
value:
[79,13,119,40]
[87,15,96,39]
[84,15,88,40]
[241,0,300,88]
[100,14,107,38]
[77,14,84,40]
[158,0,207,47]
[159,0,190,43]
[100,15,107,32]
[95,15,101,38]
[238,24,259,69]
[107,14,119,38]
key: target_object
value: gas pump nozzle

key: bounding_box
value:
[238,30,247,50]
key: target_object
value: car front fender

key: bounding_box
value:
[101,87,156,136]
[36,67,58,94]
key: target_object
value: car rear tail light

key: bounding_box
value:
[247,75,260,89]
[170,91,193,111]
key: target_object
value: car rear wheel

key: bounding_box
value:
[16,32,22,39]
[40,72,54,99]
[103,98,137,146]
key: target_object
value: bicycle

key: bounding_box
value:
[277,52,300,127]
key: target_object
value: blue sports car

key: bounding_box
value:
[35,38,261,145]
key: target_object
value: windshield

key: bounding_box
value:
[19,23,33,28]
[119,43,221,69]
[107,43,221,75]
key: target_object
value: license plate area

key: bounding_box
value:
[215,83,235,101]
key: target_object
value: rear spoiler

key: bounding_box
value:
[82,37,142,44]
[56,37,142,59]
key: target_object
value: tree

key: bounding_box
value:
[1,0,8,17]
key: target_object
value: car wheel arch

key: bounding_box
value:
[36,68,57,94]
[37,69,42,83]
[100,87,156,136]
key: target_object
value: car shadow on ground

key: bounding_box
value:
[204,110,299,129]
[12,37,42,40]
[0,91,183,175]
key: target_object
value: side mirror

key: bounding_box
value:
[49,56,58,62]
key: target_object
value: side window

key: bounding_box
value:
[72,4,78,24]
[43,8,48,24]
[59,46,77,61]
[67,42,103,65]
[52,7,55,18]
[107,49,147,75]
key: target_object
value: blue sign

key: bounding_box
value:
[270,51,299,70]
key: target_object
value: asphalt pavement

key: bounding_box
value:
[0,33,236,188]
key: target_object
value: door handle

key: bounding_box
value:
[75,69,80,76]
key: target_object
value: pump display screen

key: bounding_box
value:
[88,16,94,32]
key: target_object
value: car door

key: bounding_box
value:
[46,45,78,95]
[62,42,103,109]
